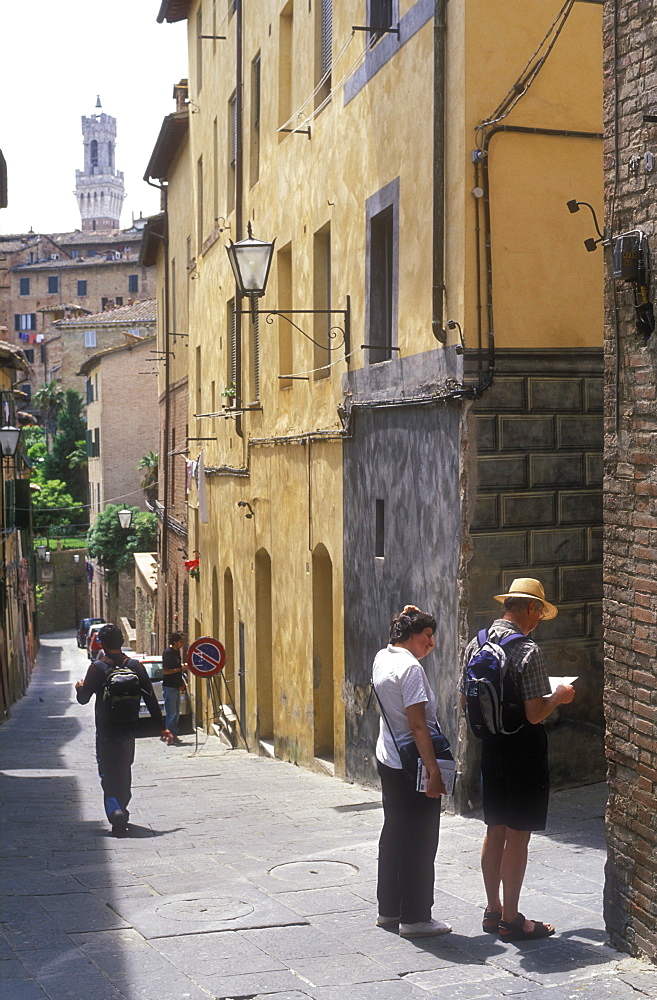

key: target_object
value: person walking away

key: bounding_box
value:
[162,632,186,745]
[75,623,172,834]
[373,605,452,938]
[461,579,575,941]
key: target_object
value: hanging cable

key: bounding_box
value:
[277,29,356,133]
[476,1,575,144]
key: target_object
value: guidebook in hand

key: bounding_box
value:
[417,758,457,796]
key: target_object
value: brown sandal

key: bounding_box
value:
[499,911,555,941]
[482,908,502,933]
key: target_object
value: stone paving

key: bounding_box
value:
[1,633,655,1000]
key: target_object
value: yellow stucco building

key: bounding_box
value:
[145,0,604,799]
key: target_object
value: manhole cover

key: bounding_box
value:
[155,896,254,922]
[268,860,359,884]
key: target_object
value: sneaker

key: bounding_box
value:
[399,919,452,938]
[376,914,400,927]
[109,809,128,834]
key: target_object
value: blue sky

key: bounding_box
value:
[1,2,188,234]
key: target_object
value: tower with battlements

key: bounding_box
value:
[74,97,125,231]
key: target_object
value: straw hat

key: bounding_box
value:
[494,578,558,620]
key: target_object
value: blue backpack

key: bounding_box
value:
[464,629,526,739]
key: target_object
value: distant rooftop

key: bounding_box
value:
[54,299,156,327]
[11,256,141,271]
[54,230,143,246]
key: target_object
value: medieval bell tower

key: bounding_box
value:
[74,97,126,231]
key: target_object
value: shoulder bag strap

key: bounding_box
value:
[370,678,404,759]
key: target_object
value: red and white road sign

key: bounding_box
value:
[187,636,226,677]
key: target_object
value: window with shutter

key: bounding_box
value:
[321,0,332,81]
[369,0,394,43]
[196,5,203,94]
[315,0,332,109]
[227,298,237,388]
[250,54,261,186]
[19,277,30,296]
[227,91,237,211]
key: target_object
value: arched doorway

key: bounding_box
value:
[255,548,273,743]
[312,544,334,759]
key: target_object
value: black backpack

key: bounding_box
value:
[464,629,526,739]
[99,657,142,727]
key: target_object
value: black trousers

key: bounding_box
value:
[376,759,442,924]
[96,731,135,822]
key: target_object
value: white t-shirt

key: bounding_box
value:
[373,644,440,769]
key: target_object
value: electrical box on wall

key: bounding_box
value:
[613,234,641,281]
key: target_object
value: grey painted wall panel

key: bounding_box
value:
[343,401,462,785]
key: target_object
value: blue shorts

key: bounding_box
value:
[481,724,550,831]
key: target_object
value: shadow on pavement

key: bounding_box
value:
[0,632,131,999]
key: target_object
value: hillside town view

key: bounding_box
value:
[0,2,655,999]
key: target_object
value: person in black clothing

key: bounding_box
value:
[75,623,171,833]
[162,632,186,745]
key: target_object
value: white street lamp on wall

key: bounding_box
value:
[117,508,133,530]
[0,425,21,457]
[226,222,275,299]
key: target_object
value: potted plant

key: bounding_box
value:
[221,382,237,408]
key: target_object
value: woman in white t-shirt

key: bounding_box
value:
[372,606,452,938]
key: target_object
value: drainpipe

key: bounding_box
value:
[234,0,244,438]
[431,0,447,343]
[145,178,171,628]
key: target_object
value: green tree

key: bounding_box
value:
[138,450,158,506]
[22,425,47,474]
[42,390,88,518]
[87,505,158,575]
[33,380,65,444]
[32,479,84,530]
[67,440,88,470]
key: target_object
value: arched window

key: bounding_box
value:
[90,139,98,168]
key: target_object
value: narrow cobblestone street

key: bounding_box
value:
[1,634,655,1000]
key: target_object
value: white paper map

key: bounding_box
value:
[549,676,578,693]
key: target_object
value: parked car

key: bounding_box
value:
[77,617,105,648]
[86,625,104,660]
[134,654,191,726]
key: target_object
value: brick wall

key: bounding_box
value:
[9,260,152,329]
[465,349,605,800]
[37,548,88,634]
[88,339,159,522]
[602,0,657,962]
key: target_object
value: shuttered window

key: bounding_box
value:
[370,0,394,43]
[228,297,237,388]
[321,0,332,81]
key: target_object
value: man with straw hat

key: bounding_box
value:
[461,578,575,942]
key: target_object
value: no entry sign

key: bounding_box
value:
[187,636,226,677]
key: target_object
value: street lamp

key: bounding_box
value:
[0,425,21,457]
[117,508,133,530]
[225,223,351,373]
[226,222,275,300]
[36,544,47,561]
